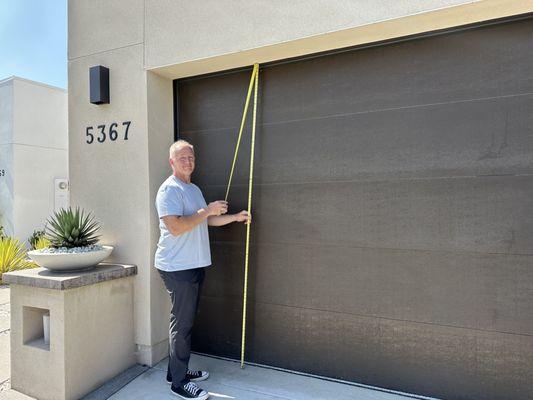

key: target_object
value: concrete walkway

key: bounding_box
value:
[108,354,434,400]
[0,285,11,394]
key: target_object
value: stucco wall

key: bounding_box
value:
[0,79,14,235]
[144,0,476,68]
[67,43,163,363]
[147,0,533,78]
[12,78,68,243]
[0,77,68,243]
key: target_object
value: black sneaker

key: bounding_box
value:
[171,381,209,400]
[186,369,210,382]
[167,369,209,384]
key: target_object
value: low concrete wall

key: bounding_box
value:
[5,264,137,400]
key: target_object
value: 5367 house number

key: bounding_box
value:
[86,121,131,144]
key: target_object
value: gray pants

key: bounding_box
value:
[158,267,206,386]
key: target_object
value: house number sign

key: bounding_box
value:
[85,121,131,144]
[0,169,5,177]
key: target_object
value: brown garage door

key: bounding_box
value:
[177,16,533,400]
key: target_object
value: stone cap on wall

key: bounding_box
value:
[2,263,137,290]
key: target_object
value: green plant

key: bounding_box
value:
[45,207,100,248]
[28,229,46,250]
[35,236,51,250]
[0,237,35,284]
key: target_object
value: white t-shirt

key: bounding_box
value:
[154,175,212,272]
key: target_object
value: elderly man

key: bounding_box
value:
[155,140,250,399]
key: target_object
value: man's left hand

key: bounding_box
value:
[235,210,252,224]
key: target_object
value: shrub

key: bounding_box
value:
[45,207,100,248]
[35,236,51,250]
[0,237,35,284]
[28,229,46,250]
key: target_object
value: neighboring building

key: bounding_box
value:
[67,1,533,399]
[0,76,68,245]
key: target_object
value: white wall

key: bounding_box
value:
[13,78,68,149]
[12,78,68,244]
[0,78,14,236]
[0,77,68,245]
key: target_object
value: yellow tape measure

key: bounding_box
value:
[225,64,259,368]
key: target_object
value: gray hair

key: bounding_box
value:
[169,140,194,158]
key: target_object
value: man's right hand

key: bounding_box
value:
[207,200,228,216]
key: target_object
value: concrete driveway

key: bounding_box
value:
[107,354,436,400]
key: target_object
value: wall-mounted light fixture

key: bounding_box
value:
[89,65,110,105]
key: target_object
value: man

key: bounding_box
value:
[155,140,250,400]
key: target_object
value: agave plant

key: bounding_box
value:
[0,237,35,284]
[45,207,100,249]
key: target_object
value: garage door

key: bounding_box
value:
[177,17,533,400]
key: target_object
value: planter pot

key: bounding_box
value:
[27,246,114,272]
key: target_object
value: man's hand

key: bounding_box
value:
[235,210,252,224]
[206,200,228,216]
[207,208,252,226]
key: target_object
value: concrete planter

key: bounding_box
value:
[27,246,113,271]
[3,263,137,400]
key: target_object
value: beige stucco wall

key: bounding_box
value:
[67,0,533,366]
[68,0,144,60]
[147,0,533,78]
[67,43,160,364]
[146,72,175,349]
[144,0,476,68]
[10,285,67,399]
[10,276,136,400]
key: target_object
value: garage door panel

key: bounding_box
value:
[194,297,533,400]
[260,20,533,125]
[203,175,533,254]
[259,94,533,182]
[179,70,255,133]
[186,93,533,187]
[182,125,253,187]
[205,242,533,335]
[180,20,533,134]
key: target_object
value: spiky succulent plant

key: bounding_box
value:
[45,207,100,248]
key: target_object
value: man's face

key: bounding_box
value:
[170,146,195,176]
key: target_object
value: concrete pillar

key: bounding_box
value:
[4,264,137,400]
[68,0,177,363]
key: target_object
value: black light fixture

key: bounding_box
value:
[89,65,110,104]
